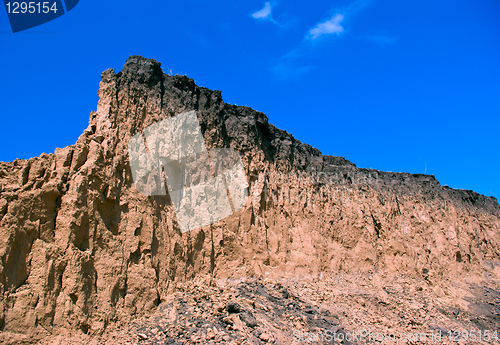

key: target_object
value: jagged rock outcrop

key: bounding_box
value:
[0,56,498,339]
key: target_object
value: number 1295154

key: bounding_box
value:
[448,330,498,342]
[5,2,58,14]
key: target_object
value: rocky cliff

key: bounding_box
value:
[0,56,499,341]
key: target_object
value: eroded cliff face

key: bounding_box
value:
[0,56,498,337]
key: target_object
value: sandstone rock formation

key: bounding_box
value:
[0,56,498,342]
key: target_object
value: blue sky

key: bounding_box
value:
[1,0,499,198]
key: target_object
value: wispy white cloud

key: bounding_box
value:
[252,2,272,20]
[251,2,282,26]
[271,0,396,79]
[307,14,344,40]
[272,10,347,78]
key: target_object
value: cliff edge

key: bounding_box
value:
[0,56,498,340]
